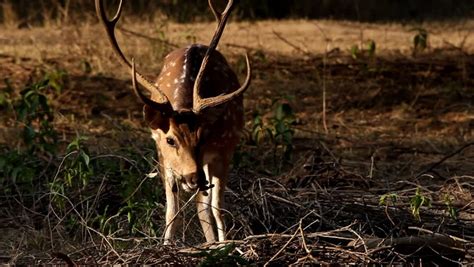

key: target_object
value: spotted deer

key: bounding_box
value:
[95,0,251,244]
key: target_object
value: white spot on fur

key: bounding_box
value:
[171,61,176,67]
[166,72,171,77]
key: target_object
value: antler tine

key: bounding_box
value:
[132,59,173,114]
[208,0,221,23]
[95,0,169,104]
[193,0,252,114]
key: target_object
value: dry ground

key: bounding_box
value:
[0,18,473,265]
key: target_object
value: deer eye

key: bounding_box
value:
[166,137,177,147]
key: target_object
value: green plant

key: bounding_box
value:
[271,100,295,161]
[0,149,37,193]
[249,99,295,173]
[48,136,92,213]
[0,71,65,193]
[11,70,66,153]
[198,243,248,267]
[0,71,167,251]
[443,193,457,219]
[379,193,398,206]
[87,146,162,236]
[366,40,376,57]
[410,188,431,221]
[252,49,267,63]
[350,44,360,60]
[413,28,428,53]
[0,79,14,110]
[44,69,67,94]
[64,136,92,188]
[350,40,376,60]
[16,79,57,153]
[251,113,272,145]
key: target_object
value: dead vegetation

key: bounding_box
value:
[0,18,473,265]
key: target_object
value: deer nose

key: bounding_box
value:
[182,173,198,192]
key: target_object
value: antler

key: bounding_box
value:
[95,0,170,106]
[132,59,173,115]
[192,0,252,114]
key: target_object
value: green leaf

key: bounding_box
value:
[23,126,36,144]
[379,193,398,205]
[80,151,90,167]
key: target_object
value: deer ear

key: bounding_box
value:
[143,105,170,132]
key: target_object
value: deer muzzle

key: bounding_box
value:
[180,173,199,192]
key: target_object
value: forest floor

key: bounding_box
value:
[0,19,473,265]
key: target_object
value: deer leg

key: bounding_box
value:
[207,160,229,242]
[196,164,216,243]
[211,175,226,241]
[163,175,179,245]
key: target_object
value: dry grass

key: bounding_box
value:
[0,18,473,265]
[1,19,474,74]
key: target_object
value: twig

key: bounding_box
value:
[272,30,311,56]
[224,43,256,51]
[298,220,310,254]
[264,226,299,266]
[161,189,200,243]
[417,142,474,178]
[346,224,369,254]
[117,26,178,48]
[408,227,470,243]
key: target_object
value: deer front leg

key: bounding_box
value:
[196,164,216,243]
[211,174,226,241]
[163,175,179,245]
[207,159,230,242]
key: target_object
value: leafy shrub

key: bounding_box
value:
[239,99,296,174]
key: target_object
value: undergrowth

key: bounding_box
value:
[0,59,471,265]
[0,70,162,251]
